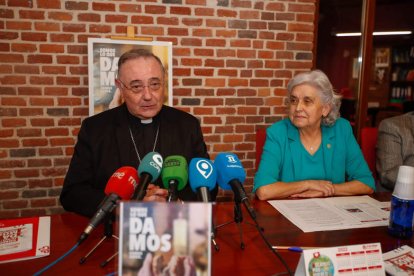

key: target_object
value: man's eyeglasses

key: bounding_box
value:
[117,78,163,94]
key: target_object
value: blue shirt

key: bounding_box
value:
[253,118,375,192]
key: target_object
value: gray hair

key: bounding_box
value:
[117,48,165,78]
[287,69,341,126]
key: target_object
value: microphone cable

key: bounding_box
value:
[250,216,294,276]
[33,242,80,276]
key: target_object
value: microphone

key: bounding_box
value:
[132,152,163,200]
[214,152,257,220]
[189,158,217,202]
[161,155,188,202]
[78,166,138,244]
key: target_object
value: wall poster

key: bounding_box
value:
[87,38,173,116]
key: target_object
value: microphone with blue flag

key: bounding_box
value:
[132,152,163,200]
[215,152,257,220]
[161,155,188,202]
[189,158,217,202]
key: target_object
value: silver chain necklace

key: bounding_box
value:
[128,124,160,163]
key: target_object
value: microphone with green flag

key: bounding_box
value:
[161,155,188,202]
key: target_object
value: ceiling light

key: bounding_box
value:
[335,31,412,37]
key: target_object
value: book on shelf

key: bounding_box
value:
[118,201,212,276]
[0,216,51,264]
[383,245,414,275]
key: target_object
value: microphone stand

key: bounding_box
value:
[214,192,258,250]
[79,215,119,267]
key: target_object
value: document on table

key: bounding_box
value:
[268,196,390,233]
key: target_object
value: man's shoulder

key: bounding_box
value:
[379,112,413,130]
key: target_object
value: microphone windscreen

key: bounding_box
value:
[138,152,163,181]
[161,155,188,191]
[104,166,138,199]
[214,152,246,190]
[189,158,217,192]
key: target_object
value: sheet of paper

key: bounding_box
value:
[268,196,389,232]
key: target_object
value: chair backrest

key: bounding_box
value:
[360,127,378,179]
[255,128,266,171]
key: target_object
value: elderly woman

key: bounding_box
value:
[254,70,375,200]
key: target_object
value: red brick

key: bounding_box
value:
[30,76,54,85]
[0,210,19,219]
[217,9,237,18]
[37,0,61,9]
[28,159,52,167]
[266,2,286,11]
[49,12,73,21]
[15,65,40,74]
[168,28,189,36]
[141,26,164,35]
[2,96,27,106]
[3,200,28,209]
[21,209,47,217]
[19,108,44,116]
[206,19,226,28]
[287,22,313,32]
[92,2,115,11]
[105,15,127,23]
[50,137,75,146]
[35,22,60,32]
[288,3,314,12]
[16,128,42,137]
[170,6,191,15]
[182,18,203,26]
[193,28,213,37]
[195,8,214,16]
[31,118,54,127]
[78,13,100,22]
[65,1,88,10]
[145,5,166,14]
[131,15,154,24]
[6,21,31,30]
[31,198,56,207]
[0,139,19,148]
[41,167,67,177]
[119,4,141,13]
[63,23,86,33]
[0,129,14,138]
[0,53,24,62]
[50,33,74,42]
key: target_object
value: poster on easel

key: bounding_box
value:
[118,202,212,276]
[87,37,173,116]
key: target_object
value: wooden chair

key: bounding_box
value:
[255,128,266,171]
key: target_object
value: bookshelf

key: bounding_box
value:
[390,45,414,104]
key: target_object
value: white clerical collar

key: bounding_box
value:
[141,118,153,124]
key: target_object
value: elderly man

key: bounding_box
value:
[60,49,216,217]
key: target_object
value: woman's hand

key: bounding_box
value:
[143,184,168,202]
[290,180,334,198]
[290,190,324,198]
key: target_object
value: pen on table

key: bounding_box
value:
[272,246,316,252]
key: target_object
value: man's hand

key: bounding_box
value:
[143,184,168,202]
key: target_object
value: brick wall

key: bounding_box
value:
[0,0,316,218]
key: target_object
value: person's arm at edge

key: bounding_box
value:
[60,120,106,217]
[376,119,402,190]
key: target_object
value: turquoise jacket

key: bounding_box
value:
[254,118,375,192]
